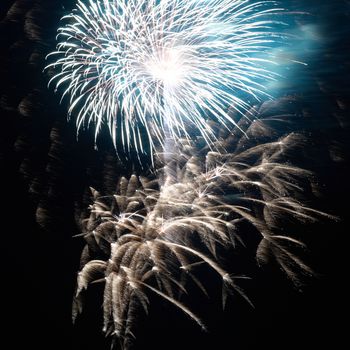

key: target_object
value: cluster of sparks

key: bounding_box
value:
[44,1,330,348]
[74,128,329,348]
[47,0,285,157]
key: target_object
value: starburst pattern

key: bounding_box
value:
[47,0,285,157]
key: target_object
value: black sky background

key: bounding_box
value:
[1,1,349,349]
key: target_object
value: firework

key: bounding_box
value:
[74,118,331,348]
[47,0,285,157]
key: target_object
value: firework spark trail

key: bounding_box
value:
[74,121,332,348]
[47,0,286,158]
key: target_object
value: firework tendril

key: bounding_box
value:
[74,116,332,348]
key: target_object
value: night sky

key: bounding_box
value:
[1,1,349,349]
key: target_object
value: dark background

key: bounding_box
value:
[1,1,349,349]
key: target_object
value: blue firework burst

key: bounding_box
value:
[47,0,286,157]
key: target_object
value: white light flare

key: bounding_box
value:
[147,48,184,86]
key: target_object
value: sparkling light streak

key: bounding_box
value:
[47,0,286,157]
